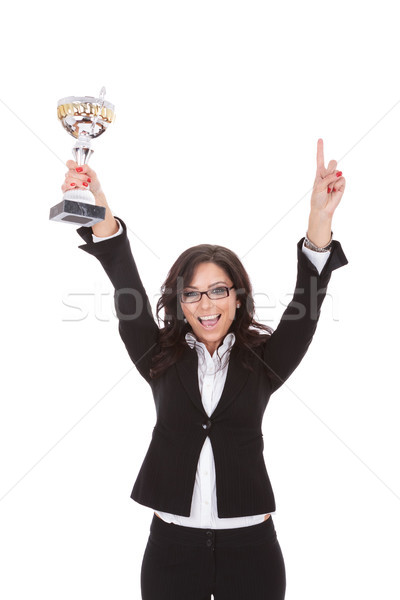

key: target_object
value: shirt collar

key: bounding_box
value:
[185,330,236,352]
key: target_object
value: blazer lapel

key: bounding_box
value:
[176,343,250,419]
[176,344,204,416]
[212,344,250,419]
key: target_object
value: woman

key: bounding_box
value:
[66,138,348,599]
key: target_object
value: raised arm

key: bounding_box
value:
[263,138,348,392]
[63,161,160,384]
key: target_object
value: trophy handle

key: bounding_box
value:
[72,139,94,166]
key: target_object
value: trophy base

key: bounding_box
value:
[49,199,106,227]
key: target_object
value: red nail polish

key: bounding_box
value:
[336,171,342,177]
[70,183,76,186]
[87,178,91,183]
[332,187,336,192]
[82,182,88,187]
[76,167,83,173]
[327,187,331,193]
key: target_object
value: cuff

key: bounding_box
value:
[92,218,123,242]
[76,215,128,257]
[301,240,331,275]
[298,236,349,277]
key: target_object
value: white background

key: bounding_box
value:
[1,1,399,598]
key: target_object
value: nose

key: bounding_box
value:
[199,292,215,311]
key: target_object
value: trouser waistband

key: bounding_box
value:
[149,513,277,548]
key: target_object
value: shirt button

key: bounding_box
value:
[204,471,208,476]
[202,420,212,430]
[204,501,209,505]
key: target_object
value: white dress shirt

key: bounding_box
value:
[93,217,330,528]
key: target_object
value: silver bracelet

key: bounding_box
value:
[304,231,333,252]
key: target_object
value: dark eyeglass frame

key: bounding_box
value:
[180,285,235,304]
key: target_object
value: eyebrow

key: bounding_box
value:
[184,280,228,290]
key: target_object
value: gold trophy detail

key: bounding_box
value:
[49,87,115,226]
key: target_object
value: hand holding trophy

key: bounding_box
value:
[49,87,115,227]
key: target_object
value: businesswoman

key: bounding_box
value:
[66,138,348,600]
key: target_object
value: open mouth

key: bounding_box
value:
[197,314,221,329]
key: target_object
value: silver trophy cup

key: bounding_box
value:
[49,87,115,226]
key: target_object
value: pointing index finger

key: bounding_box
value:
[316,138,325,175]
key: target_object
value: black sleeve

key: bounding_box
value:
[262,238,348,393]
[76,216,159,384]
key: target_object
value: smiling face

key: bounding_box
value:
[180,262,240,357]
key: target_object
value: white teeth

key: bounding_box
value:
[199,314,220,321]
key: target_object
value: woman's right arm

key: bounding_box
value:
[63,161,160,383]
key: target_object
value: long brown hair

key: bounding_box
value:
[149,243,273,379]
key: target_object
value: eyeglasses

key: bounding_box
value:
[180,285,235,303]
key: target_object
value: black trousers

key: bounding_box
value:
[140,513,286,599]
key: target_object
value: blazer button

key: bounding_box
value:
[202,419,212,430]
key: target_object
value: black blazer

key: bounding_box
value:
[77,217,348,518]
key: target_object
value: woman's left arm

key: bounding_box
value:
[262,138,348,392]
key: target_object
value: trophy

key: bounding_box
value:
[49,86,115,226]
